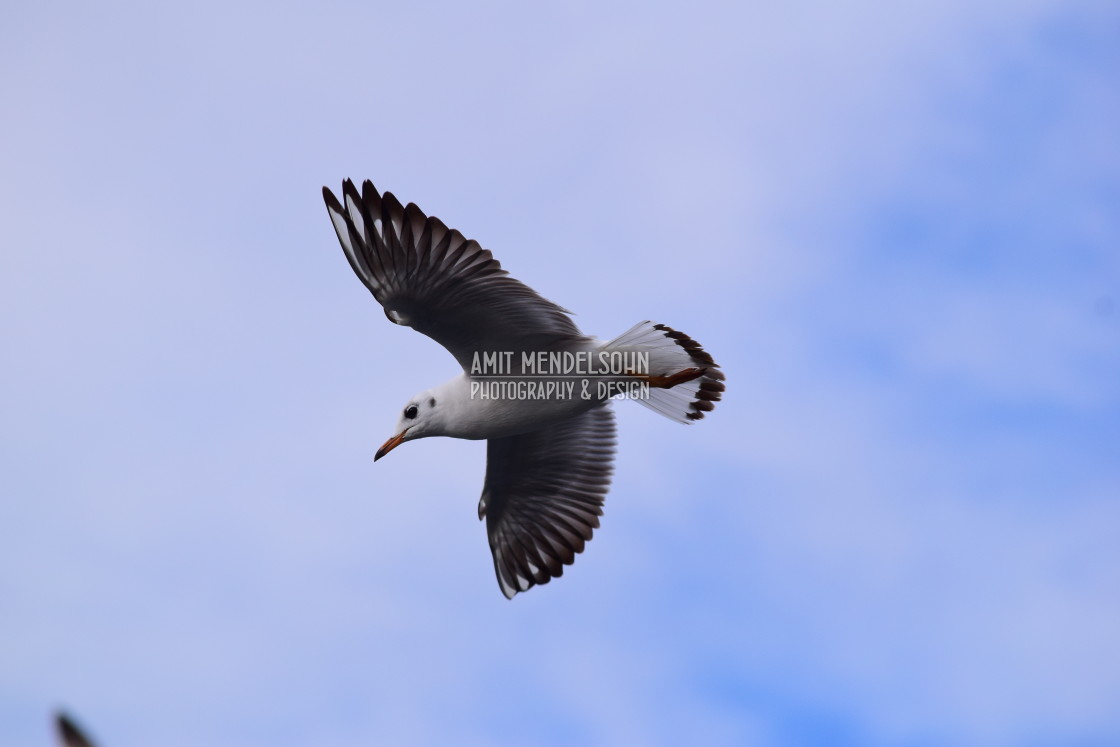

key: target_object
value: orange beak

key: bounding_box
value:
[374,429,409,461]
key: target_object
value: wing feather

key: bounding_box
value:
[479,404,617,598]
[324,180,584,369]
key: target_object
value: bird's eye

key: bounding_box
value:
[404,405,419,419]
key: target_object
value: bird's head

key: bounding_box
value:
[374,392,444,461]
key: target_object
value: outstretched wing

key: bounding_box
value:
[323,180,585,370]
[478,404,617,598]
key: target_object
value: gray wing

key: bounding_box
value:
[323,180,585,370]
[478,403,617,598]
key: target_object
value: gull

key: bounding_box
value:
[323,180,725,598]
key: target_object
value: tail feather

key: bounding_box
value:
[601,321,725,423]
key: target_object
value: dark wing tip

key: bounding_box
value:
[55,711,96,747]
[322,184,343,212]
[342,178,364,209]
[484,405,617,598]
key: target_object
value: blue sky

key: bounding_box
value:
[1,2,1117,746]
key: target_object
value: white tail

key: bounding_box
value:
[600,320,725,423]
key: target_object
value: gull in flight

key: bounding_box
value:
[323,180,725,598]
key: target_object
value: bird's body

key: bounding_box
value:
[323,180,724,597]
[414,374,589,441]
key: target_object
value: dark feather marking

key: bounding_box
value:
[650,322,726,421]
